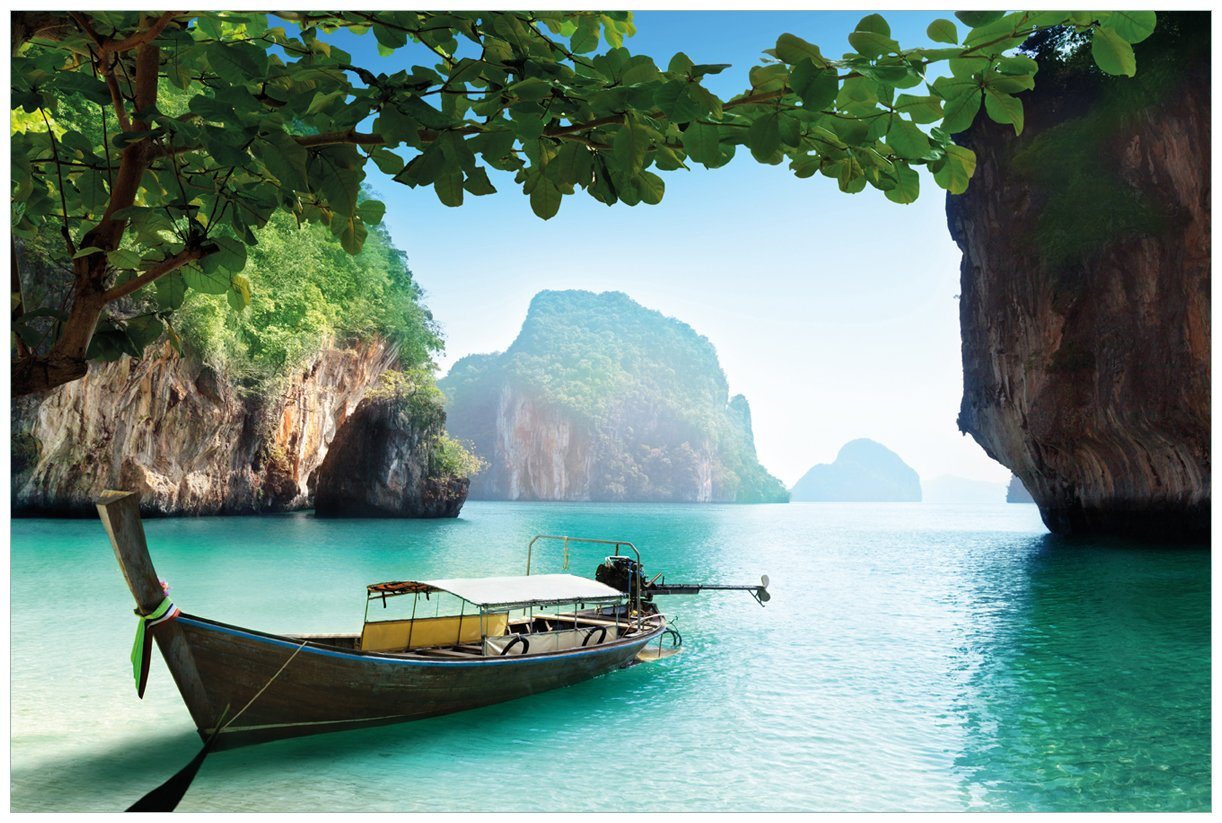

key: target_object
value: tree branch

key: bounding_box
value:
[103,12,180,56]
[101,246,206,303]
[39,108,77,257]
[102,56,133,132]
[295,129,388,148]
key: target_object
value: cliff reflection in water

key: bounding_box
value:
[951,536,1210,811]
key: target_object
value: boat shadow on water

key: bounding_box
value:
[13,658,682,812]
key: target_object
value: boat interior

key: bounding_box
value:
[289,606,652,660]
[285,538,672,660]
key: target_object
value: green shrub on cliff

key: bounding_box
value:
[1009,14,1203,271]
[174,212,442,392]
[371,367,484,478]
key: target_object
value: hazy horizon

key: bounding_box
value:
[327,11,1013,488]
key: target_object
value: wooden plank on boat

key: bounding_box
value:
[97,490,218,734]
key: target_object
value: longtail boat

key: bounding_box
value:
[98,490,769,749]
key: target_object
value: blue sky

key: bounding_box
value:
[326,11,1010,488]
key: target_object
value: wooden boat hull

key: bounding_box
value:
[176,614,664,749]
[96,490,669,750]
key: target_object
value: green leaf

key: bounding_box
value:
[747,112,782,163]
[789,58,839,110]
[636,171,664,205]
[777,113,802,148]
[681,121,723,168]
[529,176,562,220]
[462,166,497,196]
[107,249,142,270]
[227,274,251,311]
[209,236,248,272]
[154,272,187,310]
[654,80,709,123]
[954,11,1005,28]
[205,41,267,83]
[72,246,105,259]
[613,123,650,173]
[334,215,368,254]
[257,132,309,189]
[571,18,599,54]
[895,94,943,124]
[1105,11,1157,44]
[933,143,976,194]
[1091,25,1137,76]
[51,72,112,105]
[368,147,406,176]
[848,30,898,58]
[357,199,386,224]
[775,33,824,65]
[511,77,552,103]
[926,18,959,44]
[884,164,920,204]
[886,119,932,160]
[940,89,983,134]
[984,88,1024,135]
[182,265,230,295]
[855,13,891,36]
[434,171,464,207]
[548,142,593,188]
[126,315,165,349]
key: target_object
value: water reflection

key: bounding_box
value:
[952,535,1210,811]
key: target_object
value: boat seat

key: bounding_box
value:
[484,627,614,657]
[536,614,626,630]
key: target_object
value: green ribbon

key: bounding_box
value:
[131,597,175,690]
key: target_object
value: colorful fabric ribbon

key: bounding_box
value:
[131,597,180,697]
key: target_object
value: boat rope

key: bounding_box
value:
[222,640,309,731]
[130,597,180,698]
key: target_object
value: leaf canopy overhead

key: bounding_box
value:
[9,10,1154,395]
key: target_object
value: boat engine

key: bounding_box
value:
[595,555,770,607]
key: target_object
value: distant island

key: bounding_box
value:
[923,475,1008,505]
[1007,476,1036,504]
[790,439,921,502]
[440,290,788,503]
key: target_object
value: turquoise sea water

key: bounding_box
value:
[9,502,1210,812]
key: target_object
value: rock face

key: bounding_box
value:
[1007,476,1036,504]
[949,16,1210,540]
[314,396,469,518]
[12,339,396,515]
[790,439,921,502]
[440,290,788,503]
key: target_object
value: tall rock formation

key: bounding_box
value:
[948,15,1209,540]
[790,439,921,502]
[315,395,469,518]
[440,290,788,503]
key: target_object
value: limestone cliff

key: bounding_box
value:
[12,339,396,515]
[949,15,1209,539]
[440,290,788,503]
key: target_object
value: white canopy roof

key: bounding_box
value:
[419,573,624,608]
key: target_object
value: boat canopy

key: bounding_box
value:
[417,573,624,608]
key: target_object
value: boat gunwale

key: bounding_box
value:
[177,612,667,667]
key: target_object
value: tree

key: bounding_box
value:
[10,10,1156,396]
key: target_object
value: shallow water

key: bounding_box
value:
[9,502,1210,812]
